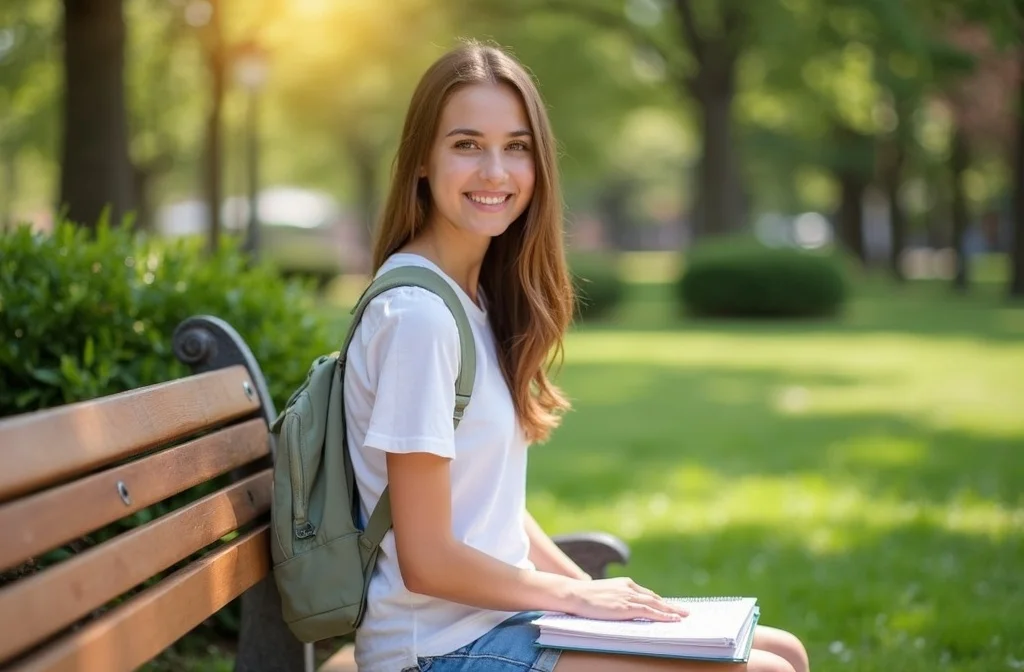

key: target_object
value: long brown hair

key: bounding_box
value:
[371,40,573,444]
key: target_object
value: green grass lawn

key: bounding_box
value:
[525,271,1024,671]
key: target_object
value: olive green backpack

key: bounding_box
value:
[268,265,475,643]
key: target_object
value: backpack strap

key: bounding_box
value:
[343,265,477,552]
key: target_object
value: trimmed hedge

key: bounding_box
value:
[678,239,848,318]
[569,252,626,322]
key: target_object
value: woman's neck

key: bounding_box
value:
[400,222,489,306]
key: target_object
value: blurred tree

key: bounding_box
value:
[740,0,986,276]
[861,0,977,281]
[191,0,226,252]
[0,0,59,229]
[124,0,204,232]
[949,124,971,290]
[951,0,1024,298]
[918,2,1020,292]
[265,0,448,259]
[1011,9,1024,299]
[166,0,282,253]
[666,0,764,238]
[738,1,889,263]
[59,0,134,229]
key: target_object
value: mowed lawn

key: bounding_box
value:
[527,268,1024,672]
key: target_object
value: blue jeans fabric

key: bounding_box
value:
[401,611,561,672]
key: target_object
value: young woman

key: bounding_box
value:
[342,40,811,672]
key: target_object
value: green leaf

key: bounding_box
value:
[83,336,95,368]
[59,355,83,389]
[14,388,40,408]
[131,508,153,525]
[29,368,62,386]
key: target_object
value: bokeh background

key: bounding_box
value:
[2,1,1023,671]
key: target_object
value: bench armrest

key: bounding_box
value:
[551,532,630,579]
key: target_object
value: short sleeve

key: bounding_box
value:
[358,287,461,459]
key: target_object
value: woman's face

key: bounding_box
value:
[422,82,536,241]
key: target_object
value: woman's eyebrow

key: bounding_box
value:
[444,128,533,138]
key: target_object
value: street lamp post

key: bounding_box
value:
[233,41,267,259]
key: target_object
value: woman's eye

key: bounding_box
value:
[454,140,478,150]
[507,141,530,152]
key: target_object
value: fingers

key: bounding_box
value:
[628,580,662,599]
[626,580,690,617]
[629,593,689,621]
[630,602,683,622]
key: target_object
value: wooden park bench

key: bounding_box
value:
[0,315,631,672]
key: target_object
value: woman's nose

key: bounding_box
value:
[479,151,508,182]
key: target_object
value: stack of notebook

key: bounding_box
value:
[532,596,760,663]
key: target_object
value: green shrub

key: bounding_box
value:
[0,219,338,642]
[569,252,626,322]
[678,238,848,318]
[0,220,336,418]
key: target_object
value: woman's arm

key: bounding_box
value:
[386,451,684,621]
[387,451,576,611]
[524,509,591,581]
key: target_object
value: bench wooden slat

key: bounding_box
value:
[0,470,273,665]
[0,418,270,573]
[0,366,261,503]
[7,525,271,672]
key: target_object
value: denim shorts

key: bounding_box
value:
[401,611,561,672]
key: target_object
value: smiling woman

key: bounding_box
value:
[337,40,810,672]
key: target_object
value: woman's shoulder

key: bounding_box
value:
[353,278,462,379]
[365,255,457,323]
[361,281,459,346]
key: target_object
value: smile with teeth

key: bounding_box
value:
[467,193,511,205]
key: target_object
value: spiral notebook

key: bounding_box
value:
[532,597,760,662]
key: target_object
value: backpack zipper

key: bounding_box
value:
[285,414,316,539]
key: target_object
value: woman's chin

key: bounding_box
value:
[464,217,519,239]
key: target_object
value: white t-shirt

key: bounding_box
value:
[343,253,535,672]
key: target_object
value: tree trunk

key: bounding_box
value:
[243,94,261,260]
[830,125,873,263]
[1010,52,1024,298]
[131,164,152,233]
[925,184,950,249]
[836,172,867,263]
[888,185,907,281]
[59,0,134,229]
[595,177,634,250]
[690,65,744,239]
[884,143,907,281]
[131,155,172,234]
[202,0,225,253]
[950,126,970,292]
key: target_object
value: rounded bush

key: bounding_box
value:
[678,239,848,318]
[569,253,626,322]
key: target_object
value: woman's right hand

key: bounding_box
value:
[565,577,690,622]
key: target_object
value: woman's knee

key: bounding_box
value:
[752,626,809,672]
[747,649,797,672]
